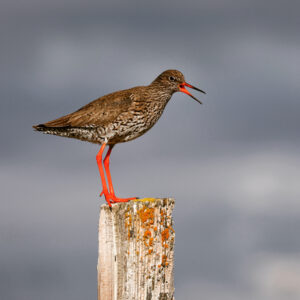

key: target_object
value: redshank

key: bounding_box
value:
[33,70,205,206]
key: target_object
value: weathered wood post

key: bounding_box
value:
[97,198,175,300]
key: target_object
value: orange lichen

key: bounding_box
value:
[144,230,152,238]
[149,237,154,247]
[143,230,153,247]
[161,228,170,242]
[132,204,174,269]
[160,209,167,226]
[137,205,156,250]
[158,255,169,268]
[161,254,167,266]
[138,206,155,225]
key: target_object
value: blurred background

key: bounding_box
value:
[1,0,300,299]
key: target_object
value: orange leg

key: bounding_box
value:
[96,143,136,207]
[96,143,111,206]
[103,145,115,195]
[103,145,136,203]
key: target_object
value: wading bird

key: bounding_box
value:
[33,70,205,206]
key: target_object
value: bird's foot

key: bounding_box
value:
[100,190,136,207]
[111,196,137,203]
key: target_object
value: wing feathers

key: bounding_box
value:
[33,89,135,129]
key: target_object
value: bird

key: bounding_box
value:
[33,69,206,207]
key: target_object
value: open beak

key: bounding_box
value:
[179,82,206,105]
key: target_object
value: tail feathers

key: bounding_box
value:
[32,123,66,131]
[32,124,47,131]
[32,122,100,144]
[33,114,72,132]
[32,123,69,133]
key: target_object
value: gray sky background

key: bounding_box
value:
[1,0,300,299]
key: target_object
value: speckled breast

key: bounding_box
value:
[106,99,169,144]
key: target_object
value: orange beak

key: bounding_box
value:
[179,82,206,104]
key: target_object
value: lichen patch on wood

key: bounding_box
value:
[98,198,175,300]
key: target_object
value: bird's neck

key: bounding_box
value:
[147,83,174,104]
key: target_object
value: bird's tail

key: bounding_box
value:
[32,123,71,137]
[33,114,72,134]
[32,124,47,131]
[32,123,100,144]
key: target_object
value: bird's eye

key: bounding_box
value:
[169,76,175,81]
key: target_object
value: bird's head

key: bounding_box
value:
[152,69,206,104]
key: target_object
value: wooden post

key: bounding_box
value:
[97,198,175,300]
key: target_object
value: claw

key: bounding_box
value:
[101,190,136,206]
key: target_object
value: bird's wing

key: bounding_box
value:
[42,89,134,128]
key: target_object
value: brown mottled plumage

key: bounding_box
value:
[33,70,205,206]
[33,70,205,145]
